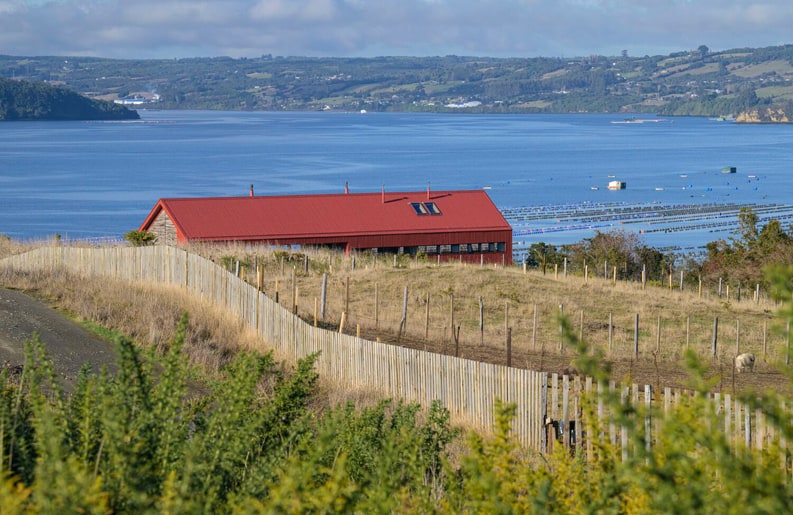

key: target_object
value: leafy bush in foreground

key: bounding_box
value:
[0,315,458,512]
[3,277,793,512]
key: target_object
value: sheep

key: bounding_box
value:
[735,353,755,373]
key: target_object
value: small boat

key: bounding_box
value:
[655,187,665,191]
[608,180,626,190]
[721,166,737,174]
[590,186,599,190]
[679,174,688,178]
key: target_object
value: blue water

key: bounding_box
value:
[2,110,792,251]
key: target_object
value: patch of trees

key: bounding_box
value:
[526,229,668,281]
[0,78,139,121]
[698,207,793,286]
[525,208,793,289]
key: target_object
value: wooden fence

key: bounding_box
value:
[0,246,788,458]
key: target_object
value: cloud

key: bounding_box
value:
[0,0,792,59]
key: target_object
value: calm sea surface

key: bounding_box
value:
[2,110,792,252]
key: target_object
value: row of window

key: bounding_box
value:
[417,242,506,254]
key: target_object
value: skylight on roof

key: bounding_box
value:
[410,202,441,216]
[410,202,428,215]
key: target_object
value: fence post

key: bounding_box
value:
[763,320,768,357]
[345,276,350,319]
[559,304,565,351]
[634,313,639,359]
[735,319,740,355]
[426,292,431,339]
[399,285,408,337]
[449,293,455,347]
[712,316,719,359]
[320,273,327,320]
[532,303,538,350]
[375,282,380,330]
[479,296,484,346]
[505,301,510,345]
[656,315,661,353]
[291,267,297,314]
[506,327,512,367]
[645,385,652,458]
[608,312,613,351]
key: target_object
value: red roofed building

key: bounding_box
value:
[139,188,512,265]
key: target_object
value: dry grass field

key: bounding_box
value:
[190,243,793,395]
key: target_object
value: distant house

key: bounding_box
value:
[138,188,513,265]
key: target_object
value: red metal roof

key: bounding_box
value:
[140,189,511,242]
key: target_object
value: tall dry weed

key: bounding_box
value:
[0,266,260,375]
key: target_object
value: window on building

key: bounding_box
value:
[424,202,441,214]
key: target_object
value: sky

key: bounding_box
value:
[1,0,791,60]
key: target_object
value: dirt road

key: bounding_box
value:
[0,288,118,388]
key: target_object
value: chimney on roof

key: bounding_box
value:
[345,181,349,194]
[381,184,385,204]
[427,181,431,200]
[250,184,254,197]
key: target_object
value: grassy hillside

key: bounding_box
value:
[4,44,793,116]
[189,243,790,394]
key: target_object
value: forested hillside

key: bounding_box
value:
[2,44,793,117]
[0,77,139,121]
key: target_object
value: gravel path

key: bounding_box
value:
[0,288,118,389]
